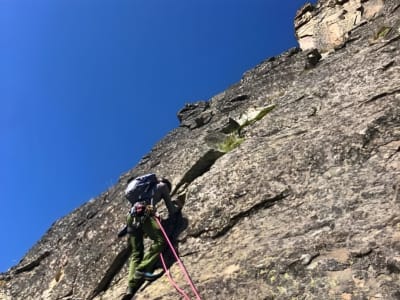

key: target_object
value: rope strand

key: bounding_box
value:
[155,217,202,300]
[159,252,191,300]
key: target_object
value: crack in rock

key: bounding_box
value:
[173,149,225,195]
[88,247,131,300]
[190,191,289,239]
[14,251,51,274]
[361,87,400,105]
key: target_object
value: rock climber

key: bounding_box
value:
[121,174,179,298]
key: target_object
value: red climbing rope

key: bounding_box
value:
[155,217,202,300]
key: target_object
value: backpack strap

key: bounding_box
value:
[149,183,157,206]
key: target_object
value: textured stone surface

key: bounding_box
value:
[295,0,385,51]
[1,0,400,299]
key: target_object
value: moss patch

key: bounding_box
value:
[217,104,275,153]
[218,134,245,153]
[238,105,275,133]
[375,26,392,39]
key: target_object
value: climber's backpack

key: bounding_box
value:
[124,173,158,205]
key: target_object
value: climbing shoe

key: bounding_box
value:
[135,270,162,281]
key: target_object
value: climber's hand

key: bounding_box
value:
[145,205,155,215]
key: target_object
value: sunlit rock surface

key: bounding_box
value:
[1,0,399,299]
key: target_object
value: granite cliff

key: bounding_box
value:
[1,0,400,299]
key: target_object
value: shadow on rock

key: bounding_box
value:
[138,210,189,293]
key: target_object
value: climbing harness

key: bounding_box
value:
[155,217,202,300]
[129,202,155,227]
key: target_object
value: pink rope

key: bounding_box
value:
[159,252,191,300]
[155,217,202,300]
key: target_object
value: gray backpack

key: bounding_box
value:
[124,173,158,205]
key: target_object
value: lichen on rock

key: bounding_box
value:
[1,0,400,299]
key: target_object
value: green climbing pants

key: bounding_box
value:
[127,216,165,289]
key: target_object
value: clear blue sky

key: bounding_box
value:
[0,0,314,272]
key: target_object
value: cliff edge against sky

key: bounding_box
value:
[1,0,400,299]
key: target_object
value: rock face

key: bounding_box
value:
[1,0,400,299]
[295,0,386,51]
